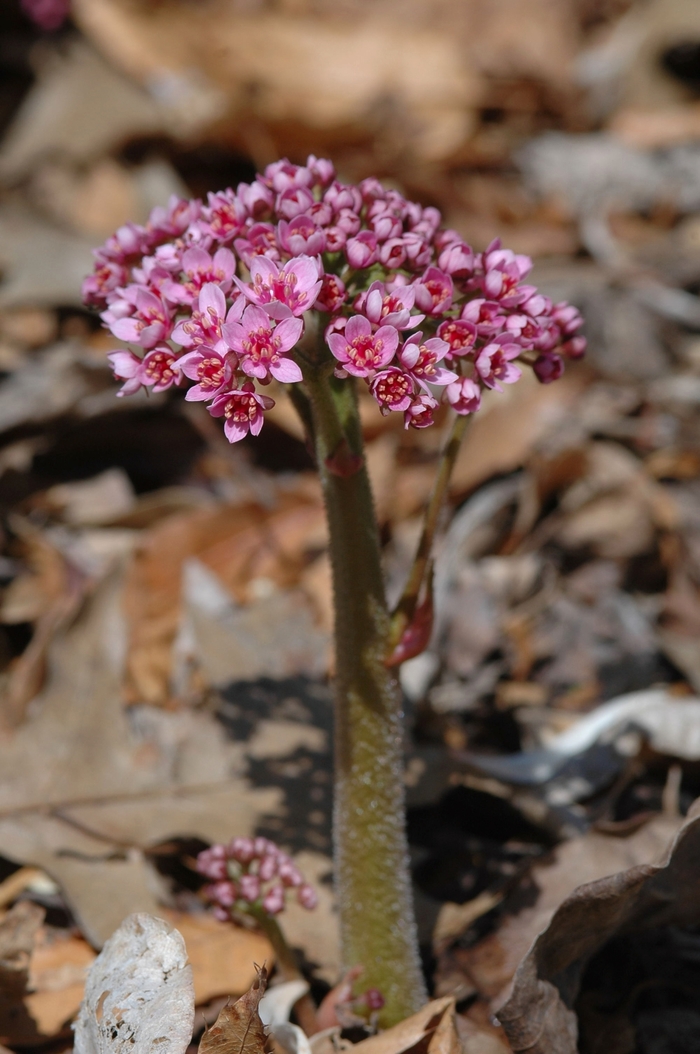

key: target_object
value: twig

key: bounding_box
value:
[388,412,471,654]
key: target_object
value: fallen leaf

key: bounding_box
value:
[199,965,268,1054]
[0,573,282,947]
[0,41,170,182]
[450,372,586,497]
[74,913,194,1054]
[497,804,700,1053]
[452,808,685,1009]
[351,997,456,1054]
[161,910,273,1007]
[122,491,327,705]
[25,927,96,1037]
[45,470,136,527]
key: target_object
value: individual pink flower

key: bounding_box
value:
[325,226,347,252]
[460,298,505,337]
[109,289,171,348]
[358,282,421,330]
[139,346,179,392]
[237,256,322,319]
[163,247,236,304]
[398,334,457,390]
[506,310,556,349]
[229,837,256,863]
[402,232,432,270]
[236,181,275,220]
[307,155,335,186]
[370,368,414,414]
[328,315,399,378]
[234,223,281,268]
[346,231,378,269]
[437,318,477,357]
[404,393,439,430]
[552,301,584,336]
[172,283,244,352]
[210,881,237,906]
[359,177,386,204]
[209,382,275,443]
[315,274,347,313]
[379,238,408,269]
[276,186,315,219]
[308,200,333,227]
[480,241,532,303]
[196,846,228,881]
[475,341,522,391]
[108,350,145,397]
[438,240,474,279]
[223,304,303,382]
[278,859,303,887]
[277,214,326,256]
[147,196,202,241]
[445,377,482,415]
[297,884,318,909]
[264,160,313,193]
[101,222,150,262]
[201,189,248,242]
[258,851,279,883]
[262,884,285,915]
[82,259,128,308]
[335,209,361,236]
[413,267,453,315]
[176,346,233,401]
[371,208,403,242]
[561,335,587,359]
[324,181,361,213]
[533,353,564,383]
[239,873,262,902]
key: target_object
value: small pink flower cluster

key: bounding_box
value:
[197,836,318,919]
[84,156,585,442]
[21,0,70,30]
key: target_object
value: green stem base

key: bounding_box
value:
[303,367,426,1026]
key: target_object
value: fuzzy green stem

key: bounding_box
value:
[302,364,427,1026]
[388,412,471,653]
[247,907,319,1035]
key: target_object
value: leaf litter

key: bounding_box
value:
[4,0,700,1051]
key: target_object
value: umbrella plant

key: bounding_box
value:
[84,155,584,1025]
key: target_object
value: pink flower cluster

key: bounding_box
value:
[197,836,318,920]
[84,156,585,442]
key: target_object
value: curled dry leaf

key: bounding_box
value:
[199,964,268,1054]
[497,805,700,1054]
[74,913,194,1054]
[446,808,685,1011]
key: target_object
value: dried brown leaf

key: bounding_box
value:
[498,805,700,1053]
[351,997,454,1054]
[161,910,272,1007]
[199,965,268,1054]
[123,492,326,705]
[450,809,684,1007]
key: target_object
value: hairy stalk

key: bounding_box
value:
[247,907,319,1035]
[388,412,471,653]
[302,360,426,1026]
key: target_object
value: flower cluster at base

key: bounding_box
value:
[85,156,586,443]
[197,836,318,919]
